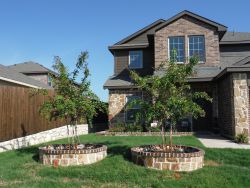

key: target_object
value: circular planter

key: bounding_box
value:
[39,144,107,166]
[131,145,204,171]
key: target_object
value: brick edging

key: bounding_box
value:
[39,144,107,155]
[97,131,193,136]
[131,145,204,158]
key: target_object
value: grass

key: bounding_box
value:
[0,134,250,188]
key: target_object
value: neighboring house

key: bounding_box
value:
[0,63,52,89]
[104,10,250,138]
[8,61,55,87]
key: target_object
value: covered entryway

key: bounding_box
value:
[192,96,213,131]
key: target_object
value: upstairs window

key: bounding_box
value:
[126,95,141,122]
[129,51,143,69]
[168,36,185,63]
[188,35,205,62]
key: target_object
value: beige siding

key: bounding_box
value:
[26,74,48,85]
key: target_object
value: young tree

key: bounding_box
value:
[39,51,106,145]
[128,56,212,151]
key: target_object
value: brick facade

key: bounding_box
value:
[155,15,220,68]
[107,13,250,139]
[218,74,234,137]
[218,73,249,138]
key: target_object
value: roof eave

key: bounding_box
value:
[108,43,149,53]
[114,19,165,45]
[155,10,227,32]
[0,76,52,89]
[220,41,250,45]
[188,77,214,82]
[103,85,138,90]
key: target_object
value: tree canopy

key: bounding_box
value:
[128,56,212,148]
[39,51,106,144]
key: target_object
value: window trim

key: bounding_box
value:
[187,35,206,64]
[168,36,185,64]
[128,50,143,69]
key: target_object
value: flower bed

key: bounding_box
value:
[131,145,204,171]
[39,144,107,166]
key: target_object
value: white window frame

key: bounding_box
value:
[168,36,185,64]
[187,35,206,64]
[128,50,143,69]
[125,95,141,122]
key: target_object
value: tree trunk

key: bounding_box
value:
[170,124,173,153]
[161,123,165,149]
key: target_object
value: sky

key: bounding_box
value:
[0,0,250,102]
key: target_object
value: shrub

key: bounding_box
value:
[125,123,143,132]
[235,133,249,144]
[109,123,125,132]
[147,126,161,132]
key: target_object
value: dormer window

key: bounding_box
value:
[168,36,185,63]
[188,35,205,63]
[129,50,143,69]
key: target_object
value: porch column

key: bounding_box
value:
[232,73,249,136]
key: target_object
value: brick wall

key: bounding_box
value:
[218,74,234,137]
[155,15,220,68]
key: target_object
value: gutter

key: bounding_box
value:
[103,85,138,90]
[108,43,149,52]
[220,40,250,45]
[0,76,42,89]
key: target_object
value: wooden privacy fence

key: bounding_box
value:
[0,86,65,142]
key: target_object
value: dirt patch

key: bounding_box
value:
[0,179,23,187]
[0,179,8,187]
[205,160,221,167]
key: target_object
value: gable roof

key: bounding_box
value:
[232,56,250,66]
[8,61,56,75]
[220,32,250,44]
[114,19,165,45]
[0,64,52,89]
[156,10,227,32]
[108,10,228,51]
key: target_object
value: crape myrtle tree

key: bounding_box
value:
[39,51,106,145]
[128,55,212,151]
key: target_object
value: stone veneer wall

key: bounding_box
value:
[232,73,249,136]
[39,145,107,166]
[155,15,220,68]
[131,146,204,171]
[108,89,142,125]
[0,124,88,153]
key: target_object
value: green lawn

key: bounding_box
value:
[0,134,250,188]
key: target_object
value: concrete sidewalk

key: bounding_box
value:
[196,132,250,149]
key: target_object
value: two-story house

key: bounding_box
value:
[104,10,250,139]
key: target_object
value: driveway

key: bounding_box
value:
[195,132,250,149]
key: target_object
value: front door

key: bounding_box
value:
[192,94,213,132]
